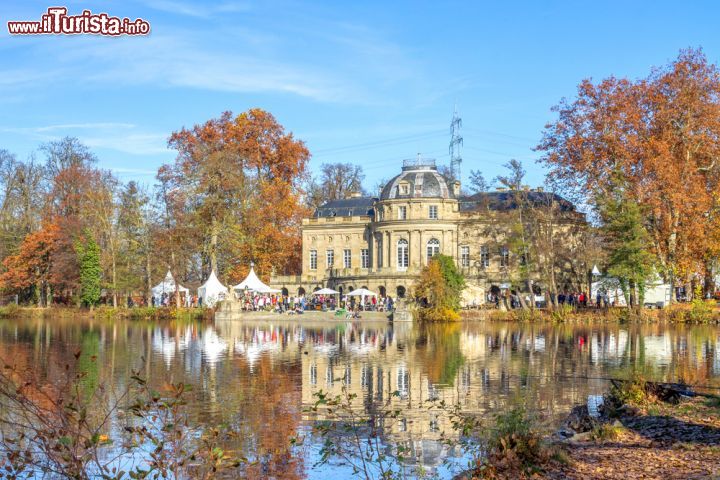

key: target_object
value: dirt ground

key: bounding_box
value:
[550,396,720,480]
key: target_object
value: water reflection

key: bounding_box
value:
[0,317,719,478]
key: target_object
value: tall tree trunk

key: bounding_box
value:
[112,255,117,308]
[145,250,152,302]
[210,216,218,274]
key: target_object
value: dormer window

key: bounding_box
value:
[398,182,410,196]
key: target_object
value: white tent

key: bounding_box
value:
[346,288,377,306]
[233,265,280,294]
[152,271,189,304]
[591,274,671,308]
[313,287,340,295]
[346,288,377,297]
[198,270,229,307]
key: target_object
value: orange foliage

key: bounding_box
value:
[0,223,61,297]
[165,109,310,282]
[538,48,720,285]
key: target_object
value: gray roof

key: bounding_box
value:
[314,197,376,217]
[459,191,576,212]
[380,164,455,201]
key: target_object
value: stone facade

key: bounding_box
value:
[270,159,586,302]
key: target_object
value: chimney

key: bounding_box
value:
[536,186,544,193]
[452,180,461,196]
[347,192,362,199]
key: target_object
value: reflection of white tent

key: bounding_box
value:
[152,271,189,304]
[233,265,281,293]
[198,271,229,307]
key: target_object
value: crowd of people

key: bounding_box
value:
[479,290,605,309]
[233,291,395,315]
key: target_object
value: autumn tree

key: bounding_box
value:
[165,109,310,283]
[117,181,154,299]
[306,162,365,210]
[493,160,533,309]
[84,170,122,306]
[0,223,61,306]
[414,254,465,321]
[0,151,45,260]
[41,137,100,297]
[538,48,720,301]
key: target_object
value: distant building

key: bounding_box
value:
[271,159,586,302]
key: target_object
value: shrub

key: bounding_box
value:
[688,285,713,323]
[0,303,21,318]
[480,404,545,475]
[610,372,648,406]
[589,422,624,442]
[550,304,574,323]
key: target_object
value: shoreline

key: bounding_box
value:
[458,380,720,479]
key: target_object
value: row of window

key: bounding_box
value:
[310,244,516,269]
[383,205,439,221]
[310,248,370,269]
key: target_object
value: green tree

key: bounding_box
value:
[599,175,655,309]
[76,232,101,308]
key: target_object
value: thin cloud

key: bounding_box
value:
[144,1,251,18]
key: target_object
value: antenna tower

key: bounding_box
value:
[449,105,463,182]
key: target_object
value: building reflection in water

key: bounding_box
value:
[0,317,719,478]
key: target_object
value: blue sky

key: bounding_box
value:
[1,0,719,191]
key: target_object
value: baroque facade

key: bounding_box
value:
[270,159,586,302]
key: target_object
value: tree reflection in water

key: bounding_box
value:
[0,316,718,478]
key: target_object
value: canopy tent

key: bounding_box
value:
[313,287,340,295]
[151,271,189,304]
[232,265,280,294]
[346,288,377,297]
[346,288,377,306]
[198,270,229,307]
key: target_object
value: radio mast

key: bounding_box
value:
[449,105,463,182]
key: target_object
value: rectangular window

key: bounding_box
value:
[377,239,383,267]
[343,249,351,268]
[361,248,369,268]
[398,206,407,220]
[500,246,509,267]
[309,250,317,270]
[520,251,529,266]
[326,249,334,268]
[310,363,317,385]
[461,246,470,267]
[429,205,438,219]
[397,240,409,269]
[480,246,490,267]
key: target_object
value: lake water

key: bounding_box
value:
[1,315,719,478]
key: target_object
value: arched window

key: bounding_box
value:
[426,238,440,262]
[397,239,409,270]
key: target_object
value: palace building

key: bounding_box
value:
[270,158,586,302]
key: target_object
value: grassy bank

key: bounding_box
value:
[463,302,720,324]
[0,304,212,321]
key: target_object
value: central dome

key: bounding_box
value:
[379,159,456,201]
